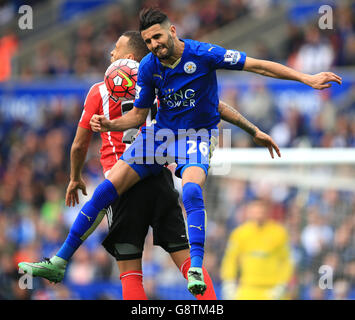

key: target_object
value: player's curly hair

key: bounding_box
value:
[139,7,170,31]
[122,31,150,62]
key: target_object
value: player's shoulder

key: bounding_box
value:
[184,38,221,56]
[268,220,288,235]
[139,52,156,71]
[87,81,105,97]
[230,222,250,238]
[235,221,258,236]
[84,81,105,105]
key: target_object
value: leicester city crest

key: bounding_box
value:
[184,61,197,74]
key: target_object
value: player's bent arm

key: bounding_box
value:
[218,100,258,137]
[243,57,342,90]
[111,106,149,131]
[91,107,149,132]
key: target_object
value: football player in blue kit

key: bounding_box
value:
[82,8,341,295]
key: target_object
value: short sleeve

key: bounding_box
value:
[134,58,156,109]
[205,44,246,70]
[78,84,101,130]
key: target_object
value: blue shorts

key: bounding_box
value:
[121,125,218,179]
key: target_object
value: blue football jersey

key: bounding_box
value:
[134,39,246,133]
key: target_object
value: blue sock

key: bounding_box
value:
[191,256,203,268]
[182,182,206,268]
[57,179,118,261]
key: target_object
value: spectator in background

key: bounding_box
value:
[301,207,333,258]
[333,279,351,300]
[0,32,18,81]
[343,34,355,66]
[292,25,334,74]
[220,199,293,300]
[240,81,274,131]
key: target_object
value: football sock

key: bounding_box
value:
[182,182,206,268]
[120,270,147,300]
[56,179,118,261]
[180,257,217,300]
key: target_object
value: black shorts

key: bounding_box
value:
[101,167,189,261]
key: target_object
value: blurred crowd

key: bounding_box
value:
[15,0,256,80]
[283,3,355,74]
[205,174,355,300]
[220,82,355,149]
[1,0,352,80]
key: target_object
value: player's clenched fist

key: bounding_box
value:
[90,114,111,132]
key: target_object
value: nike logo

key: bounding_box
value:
[189,225,203,231]
[208,46,215,52]
[23,263,47,270]
[118,71,133,87]
[81,211,92,222]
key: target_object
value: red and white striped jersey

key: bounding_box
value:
[78,81,157,174]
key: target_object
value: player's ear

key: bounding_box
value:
[169,25,176,37]
[125,53,135,61]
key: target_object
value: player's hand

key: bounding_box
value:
[253,129,281,159]
[65,178,88,207]
[270,284,287,300]
[304,72,342,90]
[90,114,111,132]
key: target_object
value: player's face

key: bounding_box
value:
[141,23,175,60]
[110,36,131,63]
[247,202,269,224]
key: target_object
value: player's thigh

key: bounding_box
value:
[101,178,155,262]
[181,165,206,188]
[117,259,143,274]
[107,159,141,194]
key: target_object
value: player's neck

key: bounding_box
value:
[160,39,185,65]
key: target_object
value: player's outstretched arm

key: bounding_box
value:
[243,57,342,90]
[218,100,281,159]
[90,107,149,132]
[65,127,92,206]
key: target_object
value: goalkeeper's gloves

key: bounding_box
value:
[270,284,287,300]
[221,280,237,300]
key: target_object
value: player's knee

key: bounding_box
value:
[90,179,118,209]
[182,182,203,211]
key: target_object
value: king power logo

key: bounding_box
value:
[162,88,196,108]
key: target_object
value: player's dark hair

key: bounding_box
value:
[139,7,170,31]
[122,30,150,62]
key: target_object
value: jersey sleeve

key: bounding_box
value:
[134,58,156,109]
[204,43,246,71]
[78,84,101,130]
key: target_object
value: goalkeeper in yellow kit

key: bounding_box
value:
[220,199,293,300]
